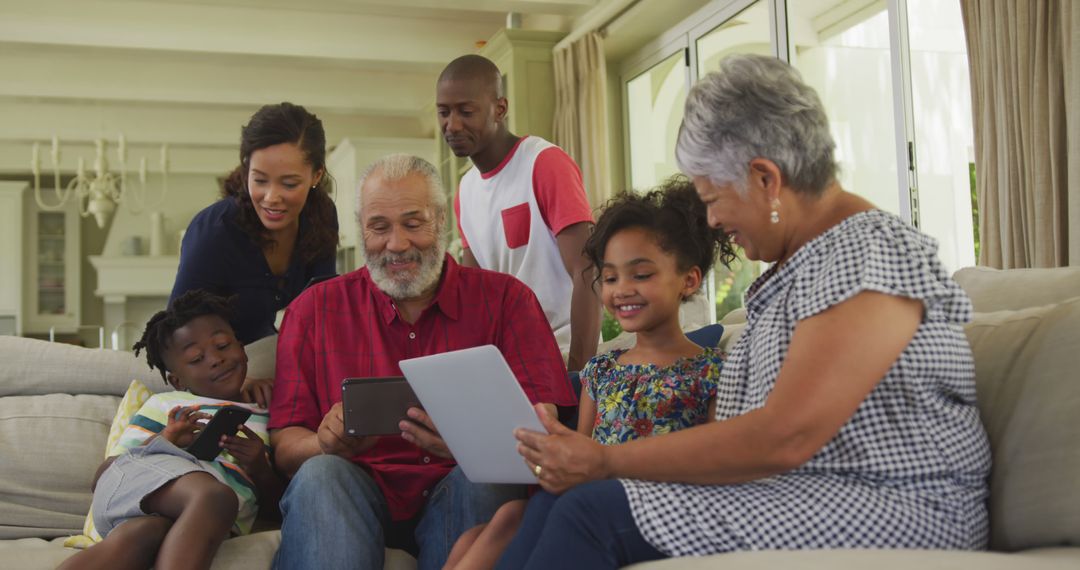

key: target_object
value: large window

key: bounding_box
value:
[907,0,976,270]
[696,0,772,76]
[621,0,979,322]
[787,2,902,215]
[693,0,771,320]
[626,50,688,191]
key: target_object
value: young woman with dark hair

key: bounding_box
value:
[170,102,339,407]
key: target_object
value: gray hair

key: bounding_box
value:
[676,54,837,195]
[356,154,447,222]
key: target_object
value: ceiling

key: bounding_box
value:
[0,0,730,178]
[0,0,603,174]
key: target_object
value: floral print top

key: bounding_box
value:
[583,347,723,445]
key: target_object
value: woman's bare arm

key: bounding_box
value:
[516,291,923,492]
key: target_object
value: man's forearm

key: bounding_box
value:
[270,427,323,477]
[567,273,600,371]
[555,223,600,372]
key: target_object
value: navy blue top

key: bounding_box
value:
[170,199,337,345]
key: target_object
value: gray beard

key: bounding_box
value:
[365,238,447,301]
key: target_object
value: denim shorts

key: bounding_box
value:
[91,436,214,537]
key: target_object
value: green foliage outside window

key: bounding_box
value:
[715,250,758,321]
[601,311,623,342]
[970,162,980,261]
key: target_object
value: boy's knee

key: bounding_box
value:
[118,516,173,555]
[197,479,239,519]
[112,515,172,543]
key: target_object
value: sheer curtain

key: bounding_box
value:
[962,0,1080,268]
[553,32,612,208]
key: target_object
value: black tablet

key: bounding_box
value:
[342,377,422,436]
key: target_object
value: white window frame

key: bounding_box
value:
[618,0,948,317]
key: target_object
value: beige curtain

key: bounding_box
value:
[962,0,1080,268]
[553,32,612,208]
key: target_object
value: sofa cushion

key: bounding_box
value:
[0,337,165,398]
[718,322,745,353]
[65,380,154,548]
[954,266,1080,312]
[0,394,117,539]
[244,334,277,380]
[965,296,1080,551]
[1,535,421,570]
[624,548,1080,569]
[0,335,280,400]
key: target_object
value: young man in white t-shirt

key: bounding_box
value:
[436,54,600,371]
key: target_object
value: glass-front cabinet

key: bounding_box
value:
[24,200,80,334]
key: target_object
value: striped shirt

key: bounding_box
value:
[109,391,269,535]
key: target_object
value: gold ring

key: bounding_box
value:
[533,464,543,477]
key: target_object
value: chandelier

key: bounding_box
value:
[30,136,170,228]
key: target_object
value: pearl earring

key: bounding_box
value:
[770,209,780,224]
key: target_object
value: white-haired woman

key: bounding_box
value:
[497,54,990,569]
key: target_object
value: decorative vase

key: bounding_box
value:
[149,212,166,256]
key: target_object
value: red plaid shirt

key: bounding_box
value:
[269,255,576,521]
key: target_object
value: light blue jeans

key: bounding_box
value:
[272,455,526,570]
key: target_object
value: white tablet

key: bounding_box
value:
[398,345,545,484]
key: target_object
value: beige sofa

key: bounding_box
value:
[1,267,1078,569]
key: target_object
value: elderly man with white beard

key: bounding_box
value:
[267,154,576,570]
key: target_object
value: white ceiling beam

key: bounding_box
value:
[153,0,593,18]
[0,0,503,67]
[319,0,595,16]
[0,43,437,115]
[0,98,429,164]
[0,140,236,175]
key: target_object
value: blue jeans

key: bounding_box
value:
[272,455,526,570]
[495,480,666,570]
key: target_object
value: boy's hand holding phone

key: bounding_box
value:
[161,405,212,448]
[221,424,272,475]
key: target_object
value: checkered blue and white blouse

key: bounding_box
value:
[620,210,992,556]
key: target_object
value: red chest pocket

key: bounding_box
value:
[500,203,531,249]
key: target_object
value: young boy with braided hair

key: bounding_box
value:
[59,290,283,570]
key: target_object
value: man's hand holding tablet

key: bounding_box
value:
[399,407,453,459]
[317,402,379,458]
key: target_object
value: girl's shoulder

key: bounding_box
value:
[588,346,722,374]
[666,346,724,377]
[582,349,628,376]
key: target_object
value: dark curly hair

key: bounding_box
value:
[222,102,339,264]
[583,175,735,298]
[133,290,236,384]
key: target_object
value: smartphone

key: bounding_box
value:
[342,377,422,436]
[185,405,253,461]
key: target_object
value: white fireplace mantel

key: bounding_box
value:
[89,255,179,300]
[89,255,179,349]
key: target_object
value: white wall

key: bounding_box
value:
[0,182,26,335]
[328,137,437,272]
[101,173,221,258]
